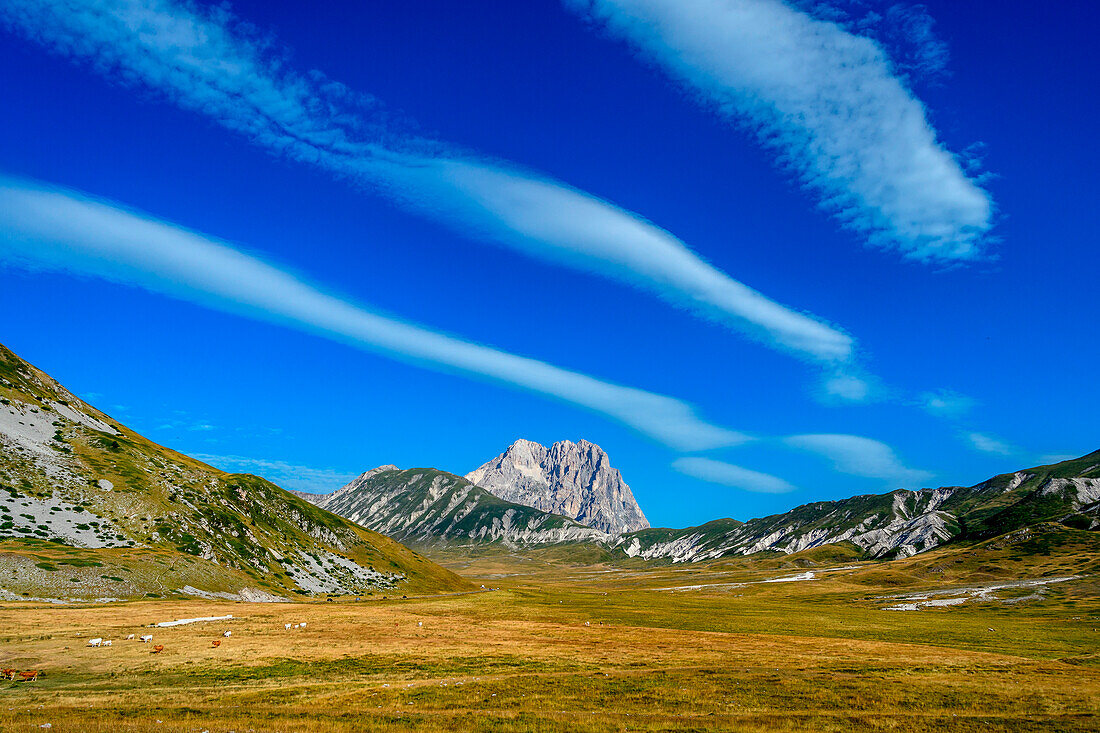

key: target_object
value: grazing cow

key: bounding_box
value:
[102,640,112,647]
[584,622,590,627]
[284,623,292,631]
[140,635,153,643]
[88,638,103,647]
[222,631,231,638]
[300,622,306,628]
[18,670,39,683]
[1,668,15,680]
[211,640,221,648]
[151,645,164,654]
[126,634,135,640]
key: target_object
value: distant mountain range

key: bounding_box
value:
[0,342,467,601]
[5,338,1095,589]
[303,436,1099,562]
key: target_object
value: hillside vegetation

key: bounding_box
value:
[0,343,468,600]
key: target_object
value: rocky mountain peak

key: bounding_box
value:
[362,464,400,480]
[465,439,649,534]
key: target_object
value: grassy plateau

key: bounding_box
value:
[1,527,1098,732]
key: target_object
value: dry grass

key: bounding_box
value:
[0,552,1098,732]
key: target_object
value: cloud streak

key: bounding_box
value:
[672,456,796,493]
[965,432,1013,456]
[783,433,932,486]
[0,176,745,452]
[191,453,358,494]
[0,0,854,366]
[918,389,975,418]
[566,0,994,262]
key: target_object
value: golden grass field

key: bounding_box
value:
[2,535,1099,732]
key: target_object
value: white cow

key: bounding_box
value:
[222,630,232,638]
[102,640,112,647]
[126,634,135,640]
[299,622,307,628]
[140,635,153,643]
[88,638,103,647]
[284,623,292,630]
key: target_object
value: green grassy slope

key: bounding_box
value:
[945,451,1100,538]
[0,342,469,599]
[616,451,1098,563]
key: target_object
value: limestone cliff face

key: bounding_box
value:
[465,439,650,534]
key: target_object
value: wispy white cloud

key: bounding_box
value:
[1038,454,1077,465]
[382,157,855,363]
[783,433,932,486]
[566,0,993,261]
[821,372,873,403]
[918,389,975,418]
[672,456,796,493]
[0,0,854,366]
[878,3,951,82]
[791,2,952,84]
[965,431,1013,456]
[0,176,746,452]
[192,453,357,494]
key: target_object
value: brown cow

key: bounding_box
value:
[1,668,15,680]
[211,640,221,648]
[18,670,39,682]
[151,645,164,654]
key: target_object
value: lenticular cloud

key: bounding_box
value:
[0,176,747,453]
[567,0,994,262]
[0,0,854,367]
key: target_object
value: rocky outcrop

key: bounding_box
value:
[465,439,649,534]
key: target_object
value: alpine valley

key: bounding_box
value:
[2,341,1098,733]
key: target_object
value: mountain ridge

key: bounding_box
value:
[0,342,468,600]
[295,466,610,548]
[614,452,1100,562]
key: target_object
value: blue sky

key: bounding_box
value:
[0,0,1096,528]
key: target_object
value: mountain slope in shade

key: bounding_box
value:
[465,439,649,533]
[616,452,1100,562]
[0,342,468,600]
[294,467,610,548]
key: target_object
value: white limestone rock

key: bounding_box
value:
[465,439,649,534]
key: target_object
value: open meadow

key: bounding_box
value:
[2,534,1098,732]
